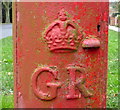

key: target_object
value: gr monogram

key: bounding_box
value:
[31,65,93,101]
[31,9,96,101]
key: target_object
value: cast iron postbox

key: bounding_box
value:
[13,1,109,108]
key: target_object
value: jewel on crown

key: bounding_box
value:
[44,9,82,52]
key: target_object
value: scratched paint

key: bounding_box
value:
[13,2,109,108]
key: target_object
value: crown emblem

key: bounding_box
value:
[44,9,82,52]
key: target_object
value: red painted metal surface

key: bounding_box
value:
[13,2,109,108]
[82,38,100,48]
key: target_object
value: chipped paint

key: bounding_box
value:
[14,2,109,108]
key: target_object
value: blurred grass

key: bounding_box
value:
[0,95,14,108]
[0,30,119,108]
[0,36,14,108]
[107,30,119,108]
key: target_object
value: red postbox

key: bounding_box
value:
[13,1,109,108]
